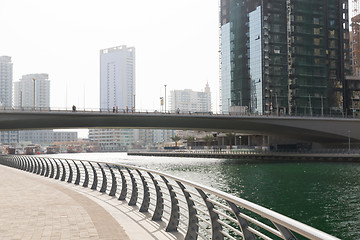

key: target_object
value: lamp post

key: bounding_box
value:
[228,98,230,113]
[275,92,279,116]
[239,136,242,146]
[239,90,242,106]
[32,78,36,110]
[308,94,312,117]
[20,90,23,110]
[164,85,167,113]
[133,94,136,112]
[348,130,351,153]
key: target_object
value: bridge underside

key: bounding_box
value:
[0,111,359,144]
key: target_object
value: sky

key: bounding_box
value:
[0,0,220,112]
[0,0,220,138]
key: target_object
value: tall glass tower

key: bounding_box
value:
[220,0,350,116]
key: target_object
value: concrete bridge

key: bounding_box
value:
[0,109,359,143]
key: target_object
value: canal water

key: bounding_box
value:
[45,152,360,239]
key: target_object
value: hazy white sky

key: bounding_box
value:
[0,0,220,112]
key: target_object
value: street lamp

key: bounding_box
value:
[32,78,36,110]
[239,136,242,146]
[348,130,351,153]
[239,90,242,106]
[133,94,136,112]
[164,85,167,113]
[20,90,23,110]
[228,98,230,113]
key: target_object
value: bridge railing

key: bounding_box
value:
[0,155,340,240]
[0,106,358,119]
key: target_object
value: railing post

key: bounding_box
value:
[54,159,60,180]
[98,163,107,193]
[127,168,138,206]
[117,167,127,200]
[89,162,98,190]
[65,160,73,183]
[73,160,81,185]
[148,172,164,221]
[24,157,30,171]
[81,161,89,188]
[160,176,179,232]
[226,201,255,240]
[60,160,66,181]
[44,158,50,177]
[177,181,198,239]
[273,223,297,240]
[197,189,223,240]
[106,164,117,196]
[40,158,45,176]
[136,169,150,212]
[35,158,41,174]
[49,159,55,178]
[29,157,34,173]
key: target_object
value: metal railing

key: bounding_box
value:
[0,156,340,240]
[0,106,358,119]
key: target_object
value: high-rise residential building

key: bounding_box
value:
[0,56,13,108]
[9,73,67,146]
[220,0,350,116]
[13,73,50,110]
[100,45,135,111]
[90,45,136,151]
[169,83,212,113]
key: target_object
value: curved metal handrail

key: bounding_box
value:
[0,155,340,240]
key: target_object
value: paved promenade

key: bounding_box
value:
[0,165,179,240]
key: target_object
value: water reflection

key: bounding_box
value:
[44,153,360,239]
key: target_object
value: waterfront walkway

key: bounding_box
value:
[0,165,178,240]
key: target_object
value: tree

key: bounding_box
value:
[171,135,182,148]
[225,132,235,150]
[185,136,195,149]
[203,135,215,148]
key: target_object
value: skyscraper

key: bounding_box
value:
[90,45,136,151]
[13,73,50,109]
[100,45,135,111]
[220,0,350,116]
[0,56,13,108]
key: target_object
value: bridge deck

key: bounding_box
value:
[0,165,177,240]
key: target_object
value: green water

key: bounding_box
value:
[50,153,360,239]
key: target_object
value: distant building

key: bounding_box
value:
[0,56,16,144]
[89,45,136,151]
[169,83,211,113]
[19,130,78,145]
[13,73,50,110]
[7,73,67,145]
[0,56,13,108]
[138,129,174,148]
[100,45,135,111]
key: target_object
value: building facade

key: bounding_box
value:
[0,56,16,144]
[13,73,50,110]
[19,130,78,145]
[169,83,212,113]
[220,0,350,116]
[90,45,136,151]
[100,45,135,111]
[0,56,13,108]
